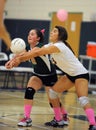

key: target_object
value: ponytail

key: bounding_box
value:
[55,26,75,54]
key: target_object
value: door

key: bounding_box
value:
[51,12,83,57]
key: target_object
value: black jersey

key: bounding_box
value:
[26,43,56,76]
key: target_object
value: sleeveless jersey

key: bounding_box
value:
[26,43,56,76]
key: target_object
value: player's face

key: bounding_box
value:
[28,30,40,46]
[49,28,59,43]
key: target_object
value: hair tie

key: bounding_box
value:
[41,29,45,35]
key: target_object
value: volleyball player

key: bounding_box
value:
[7,26,96,130]
[5,28,69,127]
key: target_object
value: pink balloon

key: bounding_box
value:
[57,9,68,22]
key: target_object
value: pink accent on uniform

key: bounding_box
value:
[24,105,32,118]
[85,108,96,125]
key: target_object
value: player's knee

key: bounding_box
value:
[25,87,36,100]
[78,96,89,107]
[29,76,37,82]
[49,89,58,99]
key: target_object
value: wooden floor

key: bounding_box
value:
[0,89,96,130]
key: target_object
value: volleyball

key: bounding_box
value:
[56,9,68,22]
[10,38,26,54]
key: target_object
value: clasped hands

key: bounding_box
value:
[5,57,21,69]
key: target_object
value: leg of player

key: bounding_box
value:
[75,78,96,130]
[0,0,11,48]
[17,76,43,127]
[45,87,69,127]
[52,76,96,130]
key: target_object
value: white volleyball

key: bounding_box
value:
[10,38,26,54]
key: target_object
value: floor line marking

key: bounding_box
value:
[0,116,51,130]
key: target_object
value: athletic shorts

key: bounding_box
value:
[66,73,89,83]
[32,73,58,86]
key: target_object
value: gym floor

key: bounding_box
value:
[0,89,96,130]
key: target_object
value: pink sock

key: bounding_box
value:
[24,105,32,118]
[53,107,62,121]
[61,107,67,115]
[85,108,96,125]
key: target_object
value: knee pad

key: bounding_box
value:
[78,96,89,107]
[49,89,58,99]
[25,87,36,99]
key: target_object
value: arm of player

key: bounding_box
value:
[18,45,60,62]
[5,50,27,69]
[5,57,22,68]
[5,45,60,68]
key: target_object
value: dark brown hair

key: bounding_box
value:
[35,29,44,43]
[55,26,75,54]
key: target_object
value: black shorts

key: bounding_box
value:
[32,73,58,86]
[66,73,89,83]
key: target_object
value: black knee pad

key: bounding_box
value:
[25,87,36,99]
